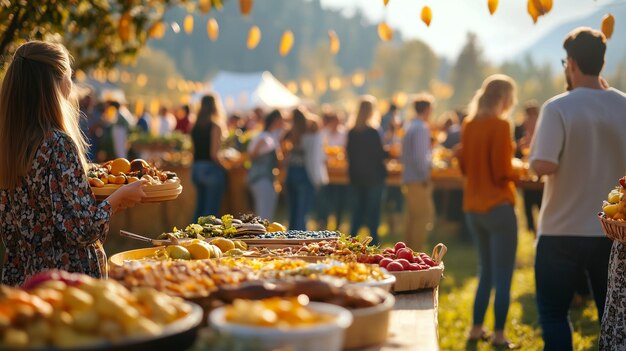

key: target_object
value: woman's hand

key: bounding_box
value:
[106,179,147,214]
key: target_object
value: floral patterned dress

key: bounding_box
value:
[600,241,626,350]
[0,130,112,286]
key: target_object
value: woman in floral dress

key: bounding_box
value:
[600,240,626,350]
[0,41,146,286]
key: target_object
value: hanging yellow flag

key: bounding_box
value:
[488,0,498,15]
[183,15,194,34]
[384,0,390,6]
[540,0,553,13]
[601,14,615,39]
[207,18,219,41]
[148,21,166,39]
[328,30,340,55]
[199,0,212,13]
[421,6,432,27]
[378,22,393,41]
[118,12,132,43]
[279,31,294,57]
[527,0,540,23]
[240,0,253,16]
[247,26,261,49]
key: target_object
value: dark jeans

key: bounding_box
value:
[466,204,518,330]
[316,184,348,227]
[191,161,226,221]
[350,184,384,244]
[535,235,612,351]
[522,189,543,232]
[286,165,315,230]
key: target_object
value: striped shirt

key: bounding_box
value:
[401,119,431,184]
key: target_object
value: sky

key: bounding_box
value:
[319,0,617,62]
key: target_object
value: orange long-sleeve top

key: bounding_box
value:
[459,116,518,213]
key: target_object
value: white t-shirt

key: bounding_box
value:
[248,131,277,156]
[321,127,347,148]
[530,87,626,237]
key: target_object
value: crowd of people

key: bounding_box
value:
[1,26,626,351]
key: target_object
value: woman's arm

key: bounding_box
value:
[48,134,113,245]
[490,122,518,185]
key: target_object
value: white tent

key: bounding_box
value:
[194,71,300,113]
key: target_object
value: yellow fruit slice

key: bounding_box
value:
[210,238,235,252]
[279,31,294,57]
[421,6,432,27]
[267,222,287,233]
[109,158,131,175]
[603,204,619,218]
[186,243,211,260]
[247,26,261,49]
[488,0,498,15]
[207,18,219,41]
[165,245,191,260]
[608,190,620,204]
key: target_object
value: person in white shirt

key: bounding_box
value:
[317,108,348,228]
[530,27,626,351]
[157,106,176,137]
[247,110,284,221]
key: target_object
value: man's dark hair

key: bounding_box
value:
[413,93,435,115]
[563,27,606,76]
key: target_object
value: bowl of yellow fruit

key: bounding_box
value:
[209,296,352,351]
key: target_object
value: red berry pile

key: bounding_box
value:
[357,242,438,271]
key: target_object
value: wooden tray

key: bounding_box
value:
[92,179,182,202]
[391,243,447,292]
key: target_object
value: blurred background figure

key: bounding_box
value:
[247,109,284,221]
[380,102,398,135]
[284,107,327,230]
[347,95,387,244]
[317,106,348,229]
[191,94,227,220]
[157,106,176,136]
[516,100,542,234]
[136,110,152,134]
[459,74,519,348]
[175,105,193,134]
[401,94,436,251]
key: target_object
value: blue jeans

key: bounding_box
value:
[535,235,612,351]
[350,184,384,244]
[286,166,315,230]
[316,184,348,226]
[466,204,517,331]
[191,161,226,221]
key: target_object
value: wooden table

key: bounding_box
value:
[355,289,439,351]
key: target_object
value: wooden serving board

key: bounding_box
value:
[92,179,182,202]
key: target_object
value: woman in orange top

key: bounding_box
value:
[459,74,519,348]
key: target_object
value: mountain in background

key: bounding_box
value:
[517,3,626,75]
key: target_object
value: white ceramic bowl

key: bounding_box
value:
[209,302,353,351]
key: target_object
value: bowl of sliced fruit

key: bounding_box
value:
[209,296,352,351]
[599,175,626,243]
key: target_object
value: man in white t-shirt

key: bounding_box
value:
[530,27,626,351]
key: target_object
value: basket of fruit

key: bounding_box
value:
[599,176,626,242]
[88,158,182,202]
[359,242,447,292]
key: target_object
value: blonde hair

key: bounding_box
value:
[0,41,87,189]
[352,95,380,131]
[467,74,517,120]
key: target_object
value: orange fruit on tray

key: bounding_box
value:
[109,158,131,175]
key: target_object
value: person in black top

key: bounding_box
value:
[191,94,226,220]
[346,95,387,244]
